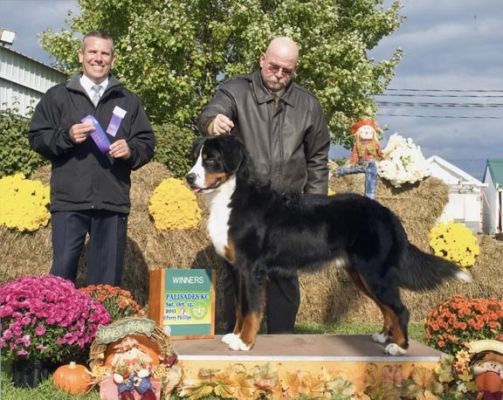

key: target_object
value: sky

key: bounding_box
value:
[1,0,502,180]
[366,0,503,180]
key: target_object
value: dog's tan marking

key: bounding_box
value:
[388,309,407,348]
[349,271,392,339]
[235,281,266,349]
[380,306,393,336]
[224,237,236,264]
[239,311,263,347]
[203,170,231,189]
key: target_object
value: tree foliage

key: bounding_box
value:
[41,0,403,145]
[152,122,197,177]
[0,107,47,178]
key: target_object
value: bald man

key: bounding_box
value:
[198,37,330,335]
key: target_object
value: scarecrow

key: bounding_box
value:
[336,118,385,199]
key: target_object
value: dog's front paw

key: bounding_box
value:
[372,332,388,344]
[228,336,252,351]
[384,343,407,356]
[221,333,239,345]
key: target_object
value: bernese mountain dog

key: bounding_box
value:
[186,134,471,355]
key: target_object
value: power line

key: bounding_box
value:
[377,93,503,98]
[376,101,503,108]
[378,113,503,119]
[386,88,503,93]
[374,88,503,118]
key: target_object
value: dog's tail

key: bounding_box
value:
[398,243,472,291]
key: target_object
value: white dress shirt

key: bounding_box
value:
[80,74,109,104]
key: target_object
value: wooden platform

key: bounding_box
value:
[173,334,443,392]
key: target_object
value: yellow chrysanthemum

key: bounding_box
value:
[0,174,50,232]
[429,222,479,268]
[149,177,202,230]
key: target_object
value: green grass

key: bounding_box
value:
[0,369,100,400]
[1,322,426,399]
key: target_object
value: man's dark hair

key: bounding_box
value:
[82,31,114,54]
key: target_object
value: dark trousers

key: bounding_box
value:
[223,261,300,334]
[50,210,128,285]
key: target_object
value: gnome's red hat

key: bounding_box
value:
[351,119,377,134]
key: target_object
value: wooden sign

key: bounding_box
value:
[148,268,215,340]
[96,317,156,344]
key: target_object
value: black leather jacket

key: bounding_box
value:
[198,69,330,194]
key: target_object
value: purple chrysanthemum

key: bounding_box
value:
[0,275,111,362]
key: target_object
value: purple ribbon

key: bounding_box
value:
[81,115,111,153]
[106,106,127,137]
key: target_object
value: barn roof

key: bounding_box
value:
[427,155,485,187]
[484,159,503,189]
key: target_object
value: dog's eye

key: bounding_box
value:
[205,159,216,166]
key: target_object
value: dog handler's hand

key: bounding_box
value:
[69,122,94,144]
[210,114,234,135]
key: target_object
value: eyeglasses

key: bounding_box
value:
[267,63,295,77]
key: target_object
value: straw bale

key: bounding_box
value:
[2,165,502,331]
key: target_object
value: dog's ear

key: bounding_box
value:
[219,135,245,173]
[191,136,206,160]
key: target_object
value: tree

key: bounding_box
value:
[41,0,402,145]
[0,106,47,177]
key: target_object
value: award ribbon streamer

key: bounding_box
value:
[81,115,111,153]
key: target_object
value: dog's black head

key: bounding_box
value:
[186,135,247,193]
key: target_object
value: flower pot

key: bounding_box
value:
[9,358,57,388]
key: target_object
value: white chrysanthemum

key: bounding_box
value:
[377,133,431,187]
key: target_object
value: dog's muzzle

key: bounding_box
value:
[185,172,222,193]
[185,172,200,192]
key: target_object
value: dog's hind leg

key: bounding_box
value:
[348,271,392,344]
[350,271,410,355]
[382,303,409,356]
[367,281,409,355]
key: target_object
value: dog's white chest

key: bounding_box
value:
[207,177,235,258]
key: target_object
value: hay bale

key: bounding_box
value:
[0,227,52,283]
[2,165,502,330]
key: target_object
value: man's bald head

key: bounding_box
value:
[260,37,299,92]
[265,37,299,64]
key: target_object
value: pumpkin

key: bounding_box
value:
[53,361,93,394]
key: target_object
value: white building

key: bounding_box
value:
[0,45,66,115]
[482,159,503,235]
[427,155,486,233]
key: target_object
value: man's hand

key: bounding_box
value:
[69,122,94,144]
[109,139,131,159]
[210,114,234,135]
